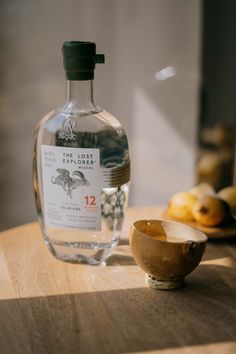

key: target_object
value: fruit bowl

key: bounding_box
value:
[130,219,207,290]
[166,183,236,239]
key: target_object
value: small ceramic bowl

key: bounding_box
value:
[130,219,207,290]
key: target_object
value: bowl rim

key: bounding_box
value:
[131,218,208,244]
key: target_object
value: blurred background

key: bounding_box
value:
[0,0,235,231]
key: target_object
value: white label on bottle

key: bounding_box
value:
[41,145,102,231]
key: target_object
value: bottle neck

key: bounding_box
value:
[65,79,98,112]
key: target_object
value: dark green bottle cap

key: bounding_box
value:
[62,41,105,80]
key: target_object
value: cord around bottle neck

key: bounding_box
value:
[66,79,98,112]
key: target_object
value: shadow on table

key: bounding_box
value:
[0,263,236,354]
[105,253,136,266]
[202,238,236,262]
[118,239,129,246]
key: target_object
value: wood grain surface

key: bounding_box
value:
[0,207,236,354]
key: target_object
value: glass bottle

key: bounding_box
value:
[33,41,130,264]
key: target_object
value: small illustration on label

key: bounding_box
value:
[58,118,77,141]
[51,168,89,198]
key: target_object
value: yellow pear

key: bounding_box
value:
[192,195,227,226]
[218,186,236,215]
[189,182,215,199]
[167,191,197,221]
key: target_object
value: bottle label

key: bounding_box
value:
[41,145,102,230]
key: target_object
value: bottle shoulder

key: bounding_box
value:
[35,105,129,168]
[93,110,122,129]
[38,106,124,133]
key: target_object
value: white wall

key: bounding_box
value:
[102,1,201,205]
[0,0,201,229]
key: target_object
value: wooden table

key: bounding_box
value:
[1,207,236,354]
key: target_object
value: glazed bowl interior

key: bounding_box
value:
[133,219,207,243]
